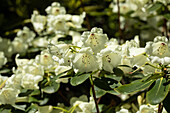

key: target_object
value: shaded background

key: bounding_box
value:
[0,0,141,40]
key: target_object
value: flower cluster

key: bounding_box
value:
[31,2,85,34]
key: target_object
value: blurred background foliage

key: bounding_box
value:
[0,0,169,44]
[0,0,126,41]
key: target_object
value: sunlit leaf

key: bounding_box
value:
[70,73,90,86]
[115,77,155,94]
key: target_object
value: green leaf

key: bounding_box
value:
[70,73,90,86]
[146,77,169,105]
[94,86,106,98]
[113,68,124,76]
[43,82,60,94]
[163,14,170,20]
[28,97,39,103]
[163,92,170,113]
[12,105,26,111]
[115,77,155,94]
[29,90,40,96]
[0,68,11,74]
[105,74,122,82]
[147,2,162,12]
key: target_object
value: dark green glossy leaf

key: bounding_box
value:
[94,77,117,90]
[146,77,169,105]
[147,2,162,12]
[70,73,90,86]
[113,68,124,76]
[163,92,170,113]
[115,77,155,94]
[90,86,106,98]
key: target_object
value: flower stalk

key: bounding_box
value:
[89,74,100,113]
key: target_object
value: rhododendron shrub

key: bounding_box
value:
[0,1,169,113]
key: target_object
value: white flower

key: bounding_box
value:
[70,12,86,28]
[17,61,44,89]
[72,47,99,73]
[120,57,133,74]
[32,36,49,48]
[130,0,149,7]
[145,36,170,65]
[0,75,8,85]
[112,1,137,14]
[46,15,69,34]
[116,108,129,113]
[49,43,73,66]
[12,37,28,54]
[55,65,72,77]
[22,62,44,76]
[15,54,29,67]
[0,51,7,68]
[0,37,13,58]
[69,31,81,45]
[35,50,57,70]
[137,104,167,113]
[45,2,66,15]
[5,74,22,89]
[0,87,20,105]
[73,97,96,113]
[81,27,108,54]
[98,47,121,73]
[31,10,47,33]
[106,38,119,47]
[120,36,140,56]
[21,74,43,89]
[16,26,35,45]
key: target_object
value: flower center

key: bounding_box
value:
[152,42,169,57]
[88,33,99,47]
[82,54,90,67]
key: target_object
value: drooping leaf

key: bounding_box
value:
[146,77,169,105]
[115,77,155,94]
[70,73,90,86]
